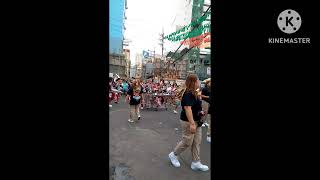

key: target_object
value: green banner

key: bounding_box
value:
[164,12,210,41]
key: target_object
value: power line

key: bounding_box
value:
[168,5,211,63]
[173,33,210,63]
[166,5,211,67]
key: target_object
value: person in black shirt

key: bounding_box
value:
[126,79,144,123]
[168,74,209,172]
[201,79,211,104]
[201,78,211,142]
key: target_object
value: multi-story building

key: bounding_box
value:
[109,0,127,54]
[109,54,126,78]
[188,0,211,80]
[134,53,143,79]
[163,0,198,80]
[149,54,163,79]
[109,0,128,78]
[163,0,211,80]
[144,62,155,79]
[164,51,188,79]
[123,49,131,78]
[130,65,136,78]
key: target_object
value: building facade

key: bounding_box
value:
[109,0,128,79]
[163,52,188,80]
[109,0,127,54]
[134,53,143,78]
[142,62,155,79]
[123,49,131,78]
[187,0,211,80]
[163,0,211,80]
[130,65,136,78]
[109,54,126,78]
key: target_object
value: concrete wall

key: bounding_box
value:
[109,54,126,77]
[109,65,126,77]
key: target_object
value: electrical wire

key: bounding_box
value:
[168,5,211,63]
[165,5,211,68]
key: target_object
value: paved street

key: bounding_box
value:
[109,96,211,180]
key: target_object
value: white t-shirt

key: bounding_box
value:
[167,86,172,93]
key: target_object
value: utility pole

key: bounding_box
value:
[159,28,164,78]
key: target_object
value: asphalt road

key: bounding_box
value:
[109,96,211,180]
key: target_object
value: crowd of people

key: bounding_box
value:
[107,74,212,172]
[108,78,183,111]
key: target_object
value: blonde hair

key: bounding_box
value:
[132,79,139,90]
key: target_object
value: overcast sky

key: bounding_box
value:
[125,0,181,65]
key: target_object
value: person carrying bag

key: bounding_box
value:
[168,74,209,172]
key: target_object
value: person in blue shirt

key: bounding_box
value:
[122,80,128,95]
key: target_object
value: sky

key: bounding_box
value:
[125,0,181,65]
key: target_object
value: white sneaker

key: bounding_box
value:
[173,110,178,114]
[168,152,180,168]
[202,124,206,127]
[207,136,211,143]
[128,119,134,123]
[141,107,144,110]
[138,115,141,120]
[109,105,112,108]
[191,161,209,171]
[204,123,209,127]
